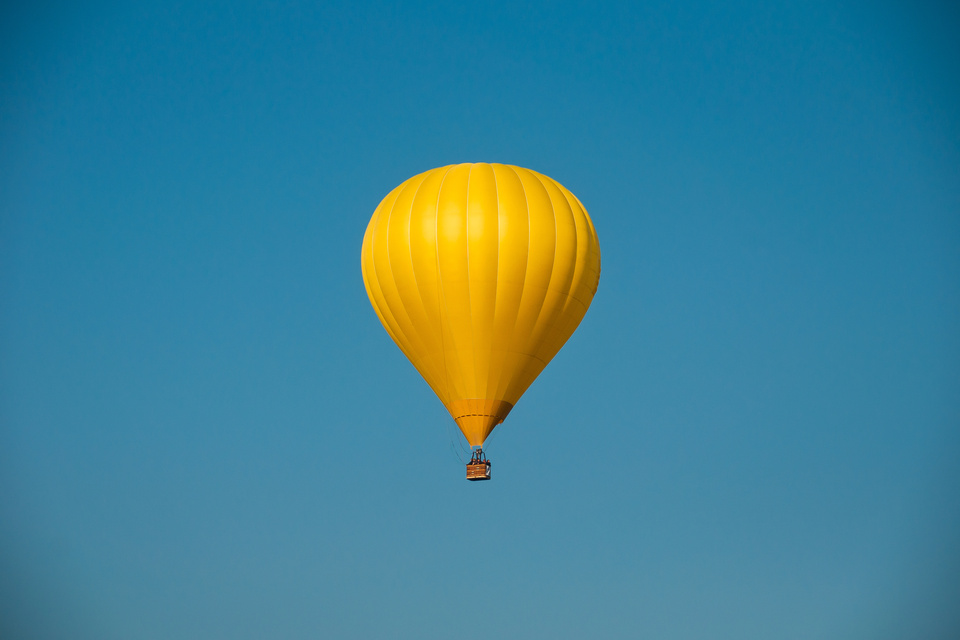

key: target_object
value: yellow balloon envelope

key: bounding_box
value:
[361,163,601,448]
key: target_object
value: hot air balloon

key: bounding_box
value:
[360,163,601,480]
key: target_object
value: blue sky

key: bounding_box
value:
[2,1,958,638]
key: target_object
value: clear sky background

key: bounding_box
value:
[2,1,958,639]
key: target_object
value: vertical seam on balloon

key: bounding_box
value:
[363,206,398,344]
[434,165,455,402]
[571,191,601,293]
[561,183,582,296]
[367,192,397,341]
[486,163,502,417]
[502,164,534,404]
[369,184,417,364]
[379,175,429,368]
[490,165,516,407]
[550,181,583,358]
[539,172,563,362]
[464,163,477,403]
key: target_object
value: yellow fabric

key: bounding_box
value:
[360,163,601,447]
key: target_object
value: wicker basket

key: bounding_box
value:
[466,461,492,481]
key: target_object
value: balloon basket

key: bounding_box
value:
[466,449,491,481]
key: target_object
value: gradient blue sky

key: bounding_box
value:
[2,1,958,639]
